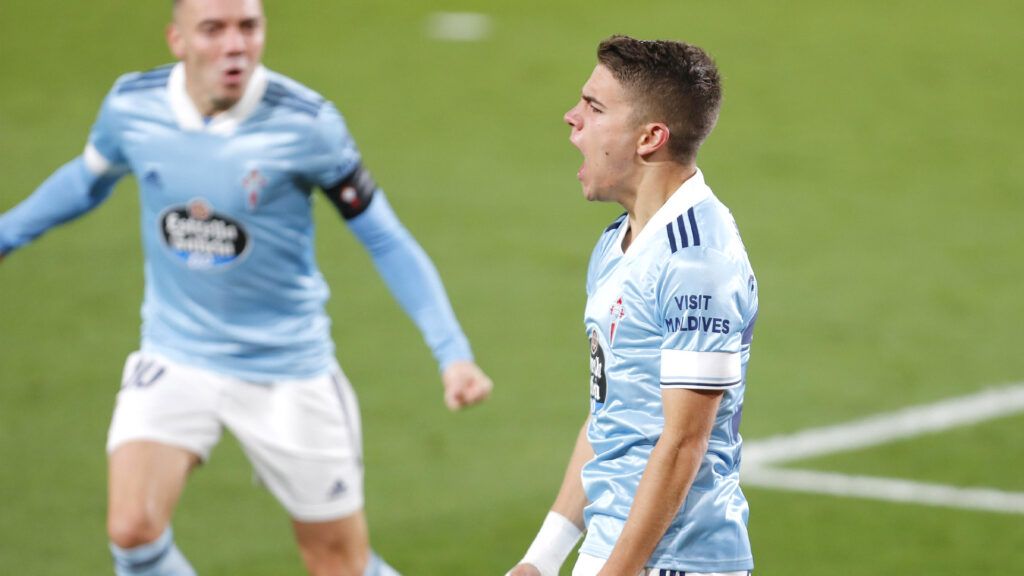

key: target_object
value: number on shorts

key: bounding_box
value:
[122,358,167,389]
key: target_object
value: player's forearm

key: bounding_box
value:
[551,420,593,528]
[599,432,708,575]
[510,421,591,576]
[346,192,472,368]
[0,156,119,255]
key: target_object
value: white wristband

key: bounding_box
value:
[516,511,583,576]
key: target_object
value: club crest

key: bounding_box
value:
[242,167,267,212]
[609,296,626,345]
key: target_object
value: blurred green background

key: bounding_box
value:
[2,0,1022,574]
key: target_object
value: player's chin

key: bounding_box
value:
[219,86,245,103]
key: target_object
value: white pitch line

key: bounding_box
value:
[744,383,1024,467]
[743,467,1024,515]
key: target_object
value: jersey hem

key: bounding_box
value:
[141,343,334,383]
[577,543,753,573]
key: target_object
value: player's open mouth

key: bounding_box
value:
[223,67,245,85]
[570,137,584,181]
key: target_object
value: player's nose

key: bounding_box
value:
[564,104,581,129]
[223,26,246,54]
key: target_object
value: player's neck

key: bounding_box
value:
[620,164,696,252]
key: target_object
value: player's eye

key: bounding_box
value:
[198,22,223,36]
[240,19,261,33]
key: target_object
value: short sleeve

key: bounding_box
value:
[306,101,363,189]
[656,249,750,390]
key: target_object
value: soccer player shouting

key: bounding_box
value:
[508,36,758,576]
[0,0,492,574]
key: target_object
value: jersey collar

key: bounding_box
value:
[168,62,268,135]
[617,168,713,260]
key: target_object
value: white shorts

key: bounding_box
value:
[572,553,751,576]
[107,351,364,522]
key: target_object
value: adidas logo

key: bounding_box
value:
[143,169,163,189]
[327,480,347,499]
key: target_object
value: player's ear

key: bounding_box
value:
[637,122,671,157]
[166,23,186,60]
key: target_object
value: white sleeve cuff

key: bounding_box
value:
[660,349,741,389]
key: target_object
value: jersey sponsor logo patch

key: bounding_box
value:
[589,329,607,406]
[664,315,731,334]
[664,293,731,334]
[160,199,251,270]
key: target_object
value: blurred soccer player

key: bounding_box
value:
[0,0,493,574]
[507,36,758,576]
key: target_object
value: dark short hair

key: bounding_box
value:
[597,35,722,163]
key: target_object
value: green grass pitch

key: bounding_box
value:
[1,1,1022,573]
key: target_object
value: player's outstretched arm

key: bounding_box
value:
[0,156,122,258]
[597,388,722,576]
[342,191,492,407]
[507,420,591,576]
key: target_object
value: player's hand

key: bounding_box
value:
[505,563,542,576]
[441,360,493,411]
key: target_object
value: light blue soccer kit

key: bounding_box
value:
[0,63,465,576]
[0,62,471,379]
[580,170,758,573]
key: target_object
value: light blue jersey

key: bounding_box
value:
[580,170,757,572]
[1,62,471,381]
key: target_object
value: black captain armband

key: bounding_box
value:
[322,164,377,220]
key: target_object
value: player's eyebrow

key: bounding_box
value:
[582,94,606,110]
[197,18,225,29]
[196,16,261,30]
